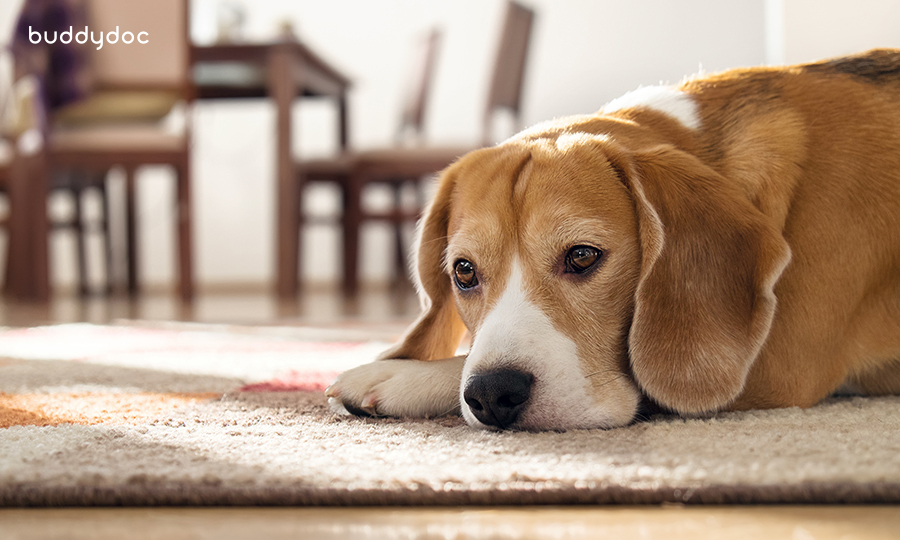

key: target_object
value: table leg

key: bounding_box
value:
[271,44,301,299]
[124,167,140,296]
[337,90,356,296]
[176,156,193,301]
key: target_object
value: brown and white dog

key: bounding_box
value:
[326,49,900,431]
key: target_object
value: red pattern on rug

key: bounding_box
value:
[238,370,341,392]
[0,324,389,428]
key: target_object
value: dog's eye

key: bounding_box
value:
[565,245,602,274]
[454,259,479,290]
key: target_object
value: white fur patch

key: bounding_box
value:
[461,259,635,430]
[602,86,701,130]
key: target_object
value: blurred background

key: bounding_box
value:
[0,0,899,323]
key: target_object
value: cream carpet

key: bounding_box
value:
[1,323,899,506]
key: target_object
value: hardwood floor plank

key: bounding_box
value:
[1,506,898,540]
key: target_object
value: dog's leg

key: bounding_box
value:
[326,356,465,418]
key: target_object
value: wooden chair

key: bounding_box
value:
[1,117,114,297]
[44,0,194,300]
[0,149,8,232]
[1,3,108,297]
[287,1,535,297]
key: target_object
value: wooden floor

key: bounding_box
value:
[0,285,422,328]
[1,287,897,539]
[2,506,899,539]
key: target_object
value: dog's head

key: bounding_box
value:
[381,121,790,431]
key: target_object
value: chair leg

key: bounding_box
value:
[4,151,50,301]
[124,167,139,296]
[341,175,362,297]
[393,182,408,286]
[72,181,89,296]
[97,175,114,295]
[176,159,193,301]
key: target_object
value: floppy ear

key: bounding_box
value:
[377,169,467,361]
[609,144,791,414]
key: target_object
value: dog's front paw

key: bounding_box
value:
[325,357,465,418]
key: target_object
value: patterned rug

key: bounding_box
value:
[1,323,899,506]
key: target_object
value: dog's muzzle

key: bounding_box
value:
[463,368,534,429]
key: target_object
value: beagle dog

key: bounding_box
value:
[326,49,900,431]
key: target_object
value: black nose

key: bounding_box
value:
[463,369,533,429]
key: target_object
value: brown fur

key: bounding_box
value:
[382,49,900,418]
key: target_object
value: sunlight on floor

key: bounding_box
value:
[3,506,899,540]
[0,285,421,328]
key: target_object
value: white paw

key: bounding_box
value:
[325,357,465,418]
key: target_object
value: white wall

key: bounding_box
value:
[781,0,900,63]
[6,0,899,291]
[154,0,767,291]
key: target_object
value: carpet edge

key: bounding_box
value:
[3,481,900,507]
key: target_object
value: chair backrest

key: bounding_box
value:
[86,0,189,94]
[395,28,441,145]
[483,0,534,145]
[0,1,18,137]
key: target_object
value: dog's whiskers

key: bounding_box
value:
[435,403,462,418]
[584,371,629,389]
[584,370,625,381]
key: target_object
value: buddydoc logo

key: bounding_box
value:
[29,26,149,50]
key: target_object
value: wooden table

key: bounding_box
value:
[2,41,348,302]
[192,41,352,298]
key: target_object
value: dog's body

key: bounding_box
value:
[327,49,900,431]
